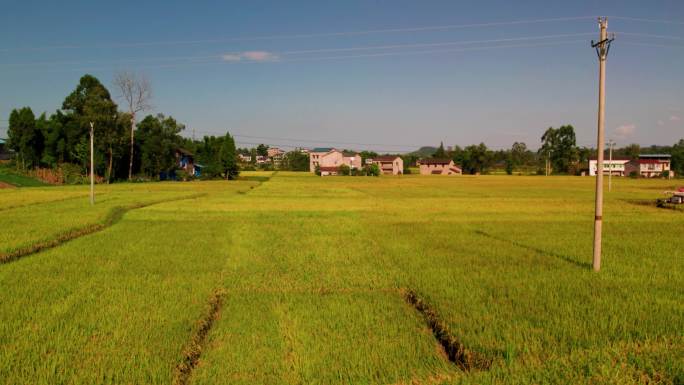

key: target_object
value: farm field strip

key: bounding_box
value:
[0,180,263,261]
[0,182,261,384]
[0,192,207,263]
[0,191,91,212]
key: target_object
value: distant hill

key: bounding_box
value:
[408,146,437,158]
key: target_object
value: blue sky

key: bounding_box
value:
[1,0,683,152]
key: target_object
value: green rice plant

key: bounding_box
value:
[0,174,681,384]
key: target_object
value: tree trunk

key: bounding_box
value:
[128,112,135,181]
[107,147,113,184]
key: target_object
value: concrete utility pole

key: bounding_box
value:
[591,17,614,272]
[90,122,95,206]
[546,150,550,176]
[608,139,615,192]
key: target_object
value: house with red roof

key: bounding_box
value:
[630,154,672,178]
[418,159,462,175]
[369,156,404,175]
[589,154,673,178]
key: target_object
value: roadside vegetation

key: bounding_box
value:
[0,163,47,187]
[0,173,681,384]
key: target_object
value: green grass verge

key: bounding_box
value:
[0,164,48,187]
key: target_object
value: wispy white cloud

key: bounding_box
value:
[669,115,681,122]
[221,53,242,62]
[613,123,635,139]
[657,120,665,126]
[221,51,279,62]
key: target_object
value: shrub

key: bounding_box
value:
[365,164,380,177]
[629,171,639,179]
[338,164,351,176]
[176,169,192,182]
[60,163,86,184]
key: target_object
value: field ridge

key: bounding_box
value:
[173,288,227,385]
[403,289,492,372]
[0,192,207,264]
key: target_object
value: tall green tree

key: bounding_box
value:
[220,132,239,180]
[461,143,492,174]
[62,74,120,182]
[256,143,269,157]
[136,114,184,178]
[7,107,42,169]
[623,143,641,160]
[672,139,684,176]
[540,125,578,174]
[433,141,447,158]
[282,150,310,171]
[511,142,529,169]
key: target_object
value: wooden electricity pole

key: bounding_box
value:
[591,17,614,272]
[90,122,95,206]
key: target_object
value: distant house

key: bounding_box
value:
[589,157,632,176]
[176,148,202,177]
[0,138,10,161]
[589,154,673,178]
[238,154,252,163]
[630,154,672,178]
[309,148,362,175]
[267,147,286,163]
[369,156,404,175]
[255,155,270,165]
[418,159,462,175]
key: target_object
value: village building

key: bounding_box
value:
[267,147,286,163]
[631,154,672,178]
[238,154,252,163]
[418,159,462,175]
[369,156,404,175]
[255,155,270,165]
[0,138,10,161]
[175,148,202,177]
[309,147,362,175]
[588,157,632,176]
[588,154,673,178]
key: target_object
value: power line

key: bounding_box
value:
[621,41,684,49]
[8,39,588,74]
[1,33,594,68]
[0,15,596,52]
[613,31,684,40]
[232,133,418,148]
[277,40,586,63]
[610,16,684,25]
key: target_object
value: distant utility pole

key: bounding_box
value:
[591,17,615,272]
[90,122,95,206]
[546,150,551,176]
[608,139,615,192]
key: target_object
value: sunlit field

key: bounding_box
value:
[1,172,682,384]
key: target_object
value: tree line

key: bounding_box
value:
[6,74,240,182]
[412,125,683,176]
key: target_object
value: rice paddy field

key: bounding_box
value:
[0,172,682,384]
